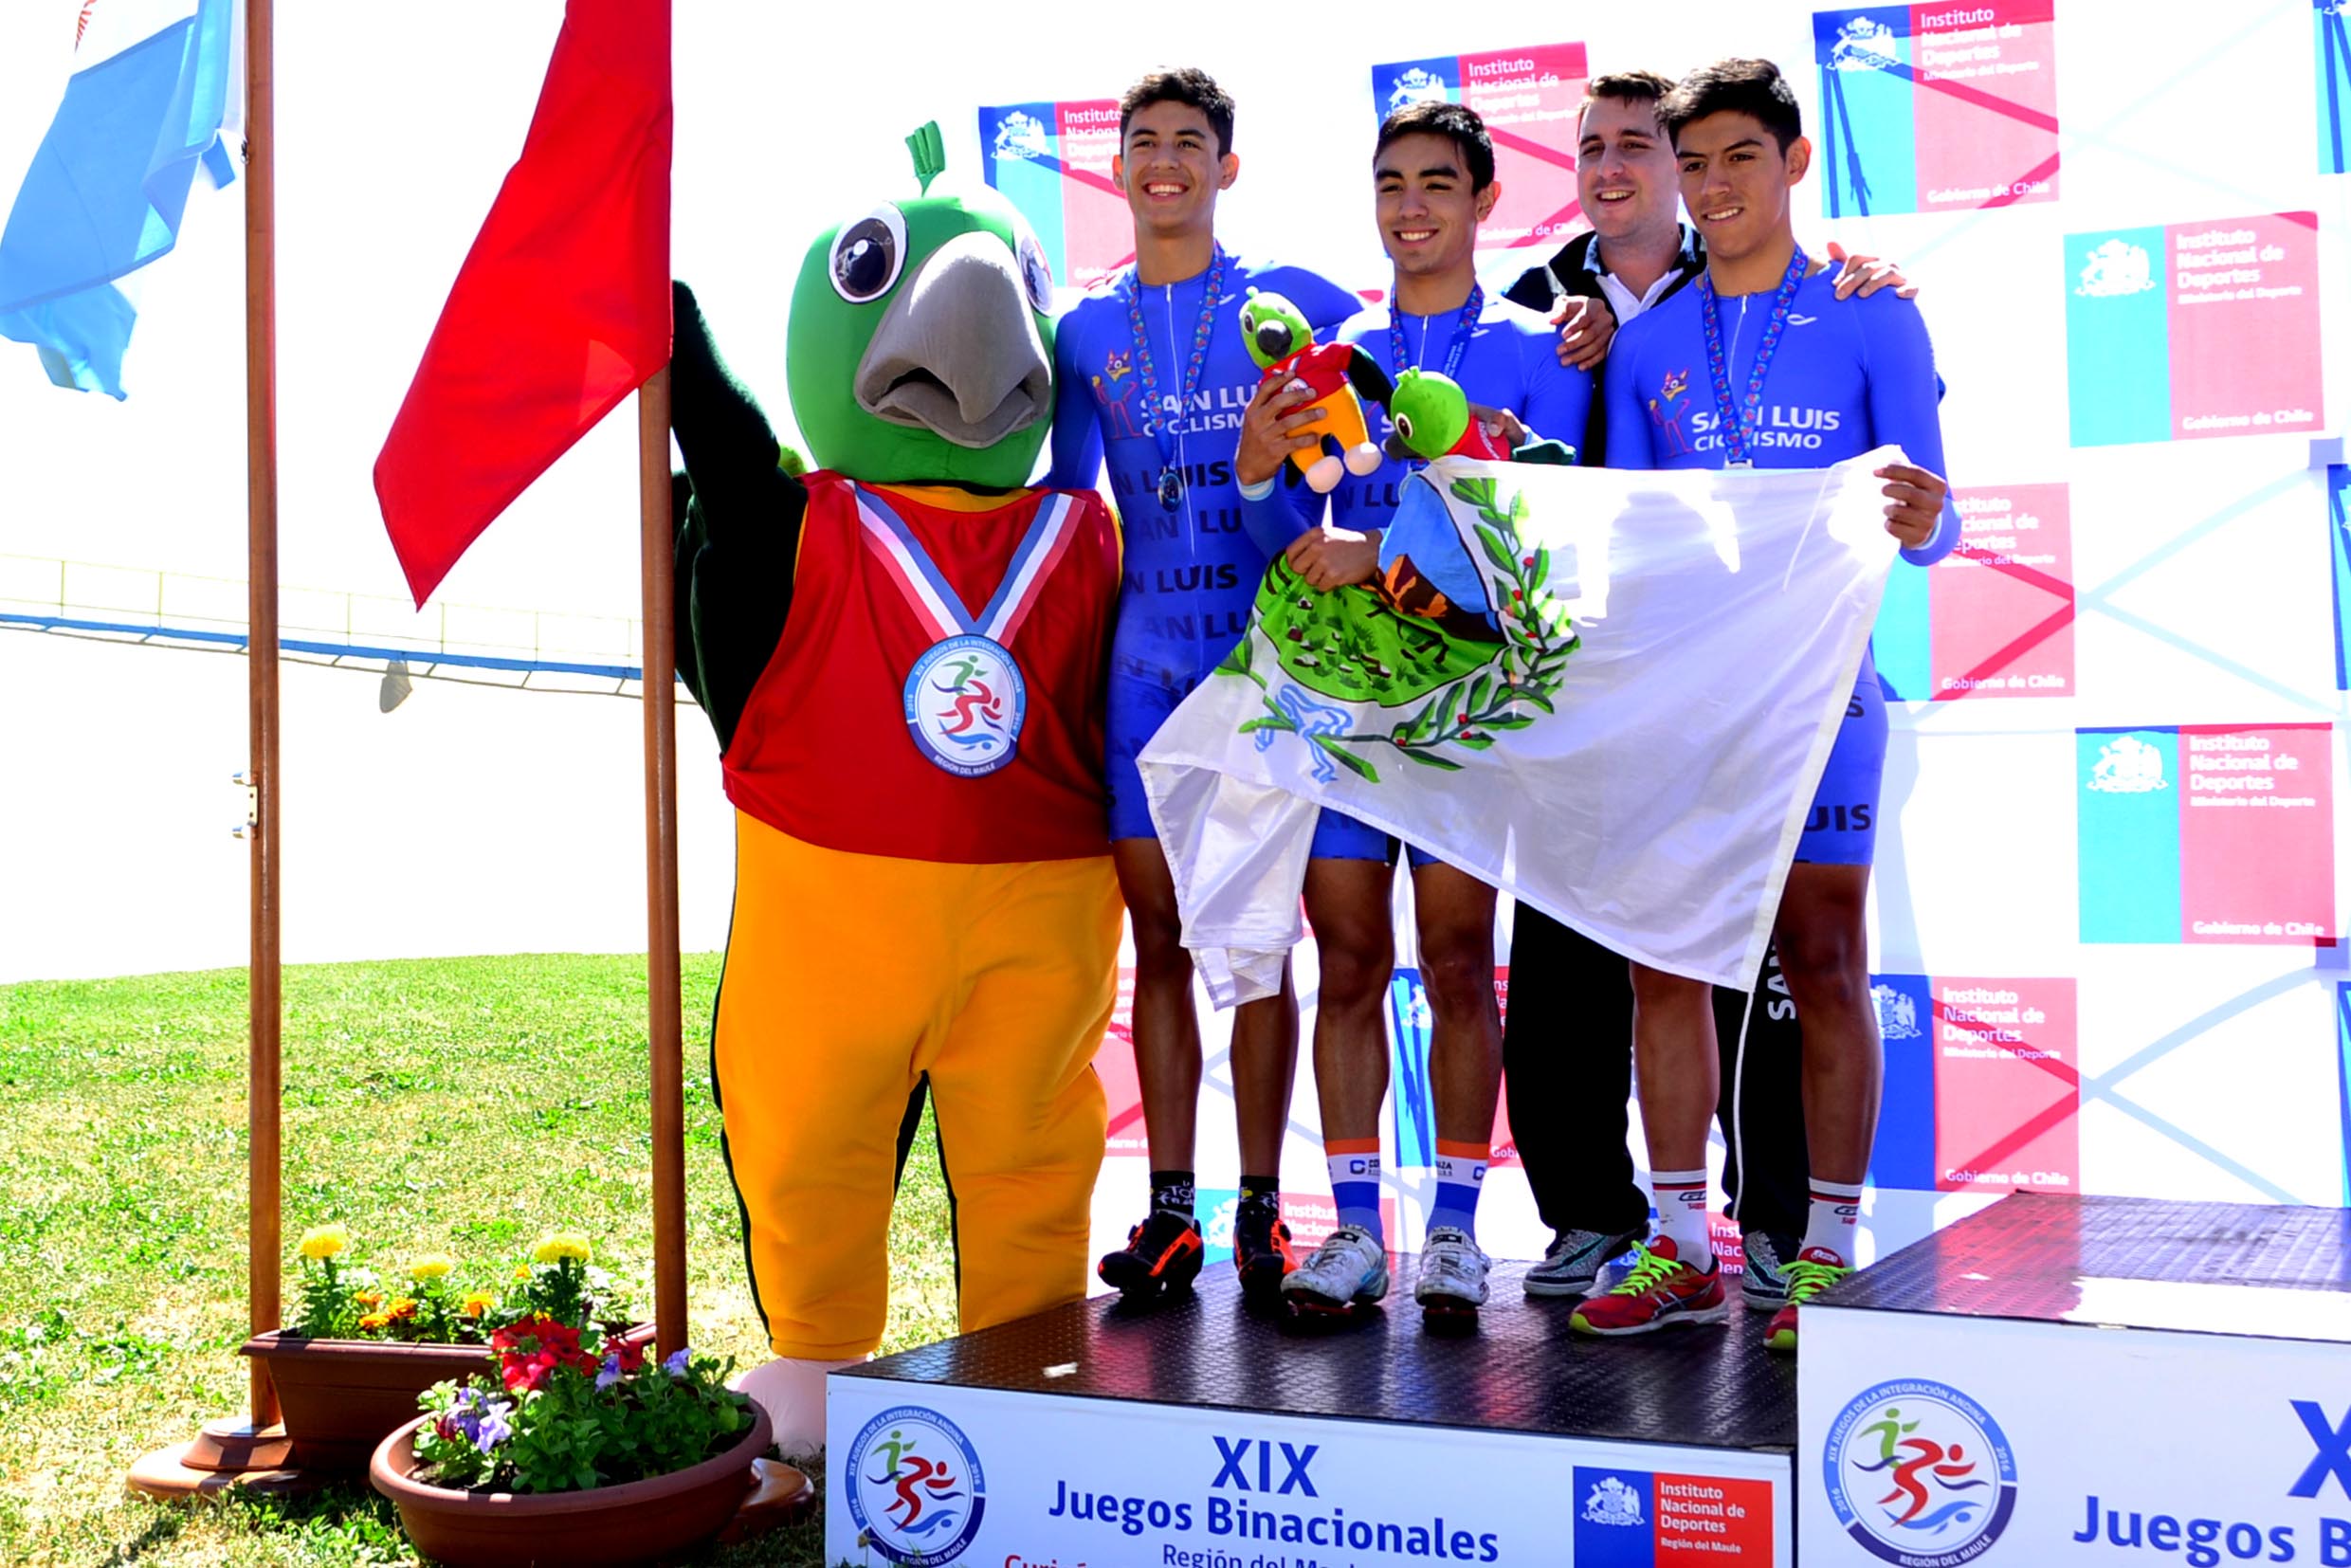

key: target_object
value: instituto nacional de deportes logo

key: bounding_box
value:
[1823,1379,2018,1564]
[846,1404,989,1566]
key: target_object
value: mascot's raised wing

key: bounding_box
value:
[670,124,1121,1455]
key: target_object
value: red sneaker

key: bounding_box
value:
[1567,1237,1728,1337]
[1764,1247,1851,1353]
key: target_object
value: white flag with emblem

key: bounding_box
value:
[1139,448,1906,1006]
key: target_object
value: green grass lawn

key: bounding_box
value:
[0,954,961,1567]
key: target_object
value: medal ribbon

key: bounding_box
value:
[1698,246,1808,468]
[1121,246,1228,505]
[853,487,1078,647]
[1386,281,1482,387]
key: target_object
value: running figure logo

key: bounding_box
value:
[1823,1379,2018,1566]
[845,1405,990,1566]
[903,634,1029,778]
[930,651,1008,750]
[1649,369,1695,456]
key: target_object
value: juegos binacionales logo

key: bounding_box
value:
[847,1404,989,1566]
[1823,1379,2018,1565]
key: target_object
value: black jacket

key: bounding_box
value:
[1502,228,1707,464]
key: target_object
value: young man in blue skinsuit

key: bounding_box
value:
[1233,101,1594,1325]
[1049,68,1390,1304]
[1563,58,1957,1349]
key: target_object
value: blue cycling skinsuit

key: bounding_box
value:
[1389,264,1954,866]
[1048,253,1389,858]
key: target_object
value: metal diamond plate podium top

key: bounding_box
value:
[1817,1192,2351,1343]
[843,1258,1800,1453]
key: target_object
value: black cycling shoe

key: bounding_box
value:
[1230,1200,1298,1303]
[1097,1208,1205,1301]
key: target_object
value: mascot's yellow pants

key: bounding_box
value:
[713,811,1121,1359]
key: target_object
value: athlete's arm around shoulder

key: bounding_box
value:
[1850,290,1958,564]
[1044,291,1111,492]
[1600,310,1660,470]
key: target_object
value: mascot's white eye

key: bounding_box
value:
[1017,229,1055,313]
[1394,413,1415,442]
[829,206,907,303]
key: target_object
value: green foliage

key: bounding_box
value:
[413,1352,751,1496]
[0,952,956,1566]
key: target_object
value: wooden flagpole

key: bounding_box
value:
[639,365,687,1360]
[127,0,295,1495]
[242,0,283,1431]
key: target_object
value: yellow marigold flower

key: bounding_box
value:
[388,1298,419,1322]
[407,1254,456,1282]
[530,1231,592,1267]
[513,1266,530,1282]
[356,1312,392,1331]
[354,1290,384,1310]
[297,1224,349,1261]
[462,1290,497,1318]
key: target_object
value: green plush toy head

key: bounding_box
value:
[1385,367,1471,461]
[1239,287,1314,372]
[786,124,1059,487]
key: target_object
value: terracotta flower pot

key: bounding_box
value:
[369,1402,774,1567]
[243,1323,655,1475]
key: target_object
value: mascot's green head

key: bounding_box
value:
[1239,287,1314,372]
[787,123,1057,488]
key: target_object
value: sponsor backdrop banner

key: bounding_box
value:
[827,1377,1793,1567]
[1005,0,2347,1285]
[1800,1307,2351,1564]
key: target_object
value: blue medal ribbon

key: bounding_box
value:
[1698,246,1808,469]
[1121,246,1229,510]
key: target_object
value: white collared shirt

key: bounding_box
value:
[1587,222,1704,324]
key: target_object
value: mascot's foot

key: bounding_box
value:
[1343,441,1384,476]
[1305,454,1345,492]
[731,1355,863,1458]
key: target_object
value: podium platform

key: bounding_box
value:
[826,1259,1795,1566]
[1801,1194,2351,1565]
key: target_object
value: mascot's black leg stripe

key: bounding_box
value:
[893,1078,930,1191]
[930,1089,964,1301]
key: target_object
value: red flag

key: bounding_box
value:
[374,0,670,606]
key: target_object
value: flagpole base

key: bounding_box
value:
[127,1419,317,1502]
[714,1457,815,1545]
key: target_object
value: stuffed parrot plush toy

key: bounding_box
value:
[670,124,1121,1455]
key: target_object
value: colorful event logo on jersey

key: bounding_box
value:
[1573,1465,1775,1564]
[2064,210,2326,447]
[845,1405,989,1566]
[977,99,1132,292]
[1874,483,2073,700]
[2078,724,2337,943]
[1870,975,2077,1194]
[2321,0,2350,174]
[1367,43,1590,253]
[1821,1380,2018,1566]
[1812,3,2059,215]
[902,634,1025,777]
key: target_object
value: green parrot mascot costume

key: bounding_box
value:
[669,126,1121,1455]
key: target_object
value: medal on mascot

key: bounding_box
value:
[854,484,1079,777]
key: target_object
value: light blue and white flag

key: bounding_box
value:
[0,0,239,397]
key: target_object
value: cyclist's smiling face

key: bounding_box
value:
[1114,102,1236,238]
[1674,110,1811,267]
[1375,132,1496,283]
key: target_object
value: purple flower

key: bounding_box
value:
[473,1398,515,1453]
[662,1347,691,1377]
[595,1355,626,1391]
